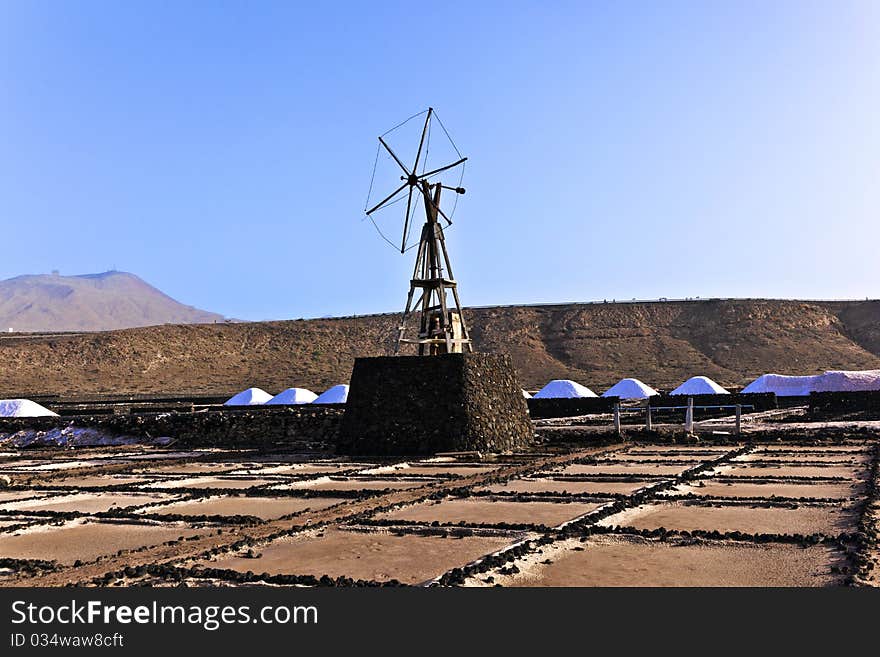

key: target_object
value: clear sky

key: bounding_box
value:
[1,1,878,320]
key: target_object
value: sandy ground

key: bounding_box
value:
[758,445,872,453]
[475,535,842,587]
[599,453,718,463]
[0,520,201,564]
[0,438,874,588]
[230,463,373,476]
[735,453,870,464]
[477,478,653,495]
[132,462,247,475]
[142,476,276,490]
[0,492,176,514]
[5,460,124,472]
[376,498,602,527]
[710,464,865,479]
[0,490,49,503]
[358,464,498,477]
[273,477,437,491]
[626,446,733,454]
[198,528,518,584]
[662,480,861,500]
[553,463,693,476]
[142,495,345,520]
[599,501,855,535]
[50,474,156,487]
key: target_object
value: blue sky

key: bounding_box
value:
[1,1,878,320]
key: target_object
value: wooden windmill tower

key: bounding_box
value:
[365,108,472,355]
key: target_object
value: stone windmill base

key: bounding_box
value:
[339,353,533,456]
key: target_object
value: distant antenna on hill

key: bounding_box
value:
[364,107,472,355]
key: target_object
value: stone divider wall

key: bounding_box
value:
[526,397,619,419]
[809,390,880,420]
[0,406,345,449]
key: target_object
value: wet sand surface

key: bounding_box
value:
[598,453,717,463]
[143,477,276,490]
[735,453,870,464]
[712,464,864,479]
[599,501,854,535]
[274,477,437,492]
[377,498,602,527]
[0,491,49,504]
[485,535,842,587]
[0,492,175,514]
[143,496,345,520]
[231,463,372,476]
[0,520,201,564]
[132,463,246,475]
[554,463,693,476]
[662,480,860,500]
[626,446,733,454]
[198,528,517,584]
[50,474,155,487]
[358,464,498,477]
[478,478,653,495]
[758,445,872,453]
[0,439,875,588]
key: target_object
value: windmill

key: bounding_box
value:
[365,108,473,355]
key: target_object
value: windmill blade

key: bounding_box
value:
[366,181,408,215]
[419,157,467,181]
[378,136,411,177]
[412,108,432,177]
[400,187,414,253]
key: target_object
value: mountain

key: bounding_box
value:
[1,298,879,398]
[0,271,225,332]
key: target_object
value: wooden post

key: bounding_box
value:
[613,404,621,436]
[735,404,742,436]
[645,405,652,431]
[685,397,694,433]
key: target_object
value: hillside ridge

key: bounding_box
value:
[1,298,878,397]
[0,271,224,332]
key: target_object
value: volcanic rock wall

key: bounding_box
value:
[0,406,344,450]
[809,390,880,420]
[526,397,619,419]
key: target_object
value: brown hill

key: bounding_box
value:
[0,271,224,332]
[1,299,879,398]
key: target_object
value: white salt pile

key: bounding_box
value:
[533,379,598,399]
[602,378,658,399]
[669,376,729,395]
[266,388,318,405]
[522,389,532,399]
[813,369,880,393]
[313,384,349,404]
[742,370,880,396]
[742,374,818,397]
[0,399,58,417]
[224,388,273,406]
